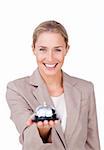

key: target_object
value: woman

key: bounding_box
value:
[6,20,100,150]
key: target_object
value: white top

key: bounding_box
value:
[51,93,67,132]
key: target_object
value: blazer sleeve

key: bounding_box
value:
[85,83,101,150]
[6,82,65,150]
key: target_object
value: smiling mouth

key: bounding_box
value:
[43,63,58,69]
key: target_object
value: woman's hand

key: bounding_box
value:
[26,114,58,143]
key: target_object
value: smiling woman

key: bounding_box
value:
[32,21,69,79]
[33,32,68,78]
[6,20,100,150]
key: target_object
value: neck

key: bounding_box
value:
[38,68,64,96]
[40,71,62,86]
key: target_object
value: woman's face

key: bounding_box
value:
[33,32,68,76]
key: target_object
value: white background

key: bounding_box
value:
[0,0,104,149]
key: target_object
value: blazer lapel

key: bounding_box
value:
[29,68,53,106]
[63,72,81,141]
[32,82,53,106]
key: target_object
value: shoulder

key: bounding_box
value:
[7,76,30,91]
[64,71,93,86]
[6,68,42,90]
[63,72,94,95]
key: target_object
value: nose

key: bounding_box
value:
[47,50,54,62]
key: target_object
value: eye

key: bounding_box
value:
[55,48,62,52]
[39,48,46,51]
[39,48,47,53]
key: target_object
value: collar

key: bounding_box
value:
[29,67,78,87]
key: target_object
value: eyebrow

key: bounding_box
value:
[54,46,63,48]
[38,46,63,48]
[38,46,47,48]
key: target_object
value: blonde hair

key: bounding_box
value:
[32,20,69,48]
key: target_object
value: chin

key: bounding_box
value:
[40,68,60,77]
[43,70,58,76]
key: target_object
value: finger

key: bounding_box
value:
[37,121,43,128]
[26,118,33,126]
[49,120,54,127]
[54,120,58,124]
[43,120,48,126]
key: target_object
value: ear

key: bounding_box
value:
[32,44,36,55]
[65,44,70,56]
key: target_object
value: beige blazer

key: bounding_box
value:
[6,68,100,150]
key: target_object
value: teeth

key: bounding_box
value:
[45,64,56,68]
